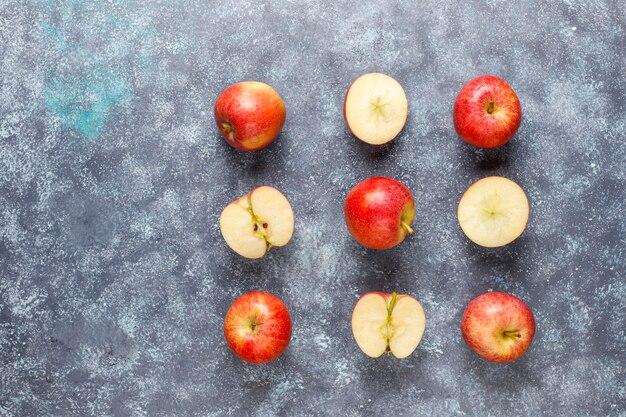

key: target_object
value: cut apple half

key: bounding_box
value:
[351,292,426,359]
[344,73,408,145]
[219,186,294,259]
[457,176,530,248]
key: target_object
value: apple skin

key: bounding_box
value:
[342,78,355,123]
[453,75,522,148]
[342,81,354,134]
[344,177,415,250]
[223,291,291,364]
[214,81,286,151]
[461,292,535,363]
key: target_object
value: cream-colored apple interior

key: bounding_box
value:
[457,177,530,248]
[249,186,294,246]
[220,200,268,259]
[352,293,426,359]
[351,294,389,358]
[388,296,426,359]
[219,186,295,259]
[345,73,408,145]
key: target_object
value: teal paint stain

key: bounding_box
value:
[41,21,71,53]
[40,5,132,141]
[38,0,195,141]
[45,70,129,141]
[37,1,162,141]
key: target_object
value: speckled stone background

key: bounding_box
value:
[1,0,625,416]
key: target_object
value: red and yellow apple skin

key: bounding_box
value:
[344,177,415,250]
[214,81,286,151]
[461,292,535,363]
[223,291,291,364]
[453,75,522,148]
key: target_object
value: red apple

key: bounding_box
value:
[453,75,522,148]
[214,81,286,151]
[461,292,535,363]
[344,177,415,250]
[223,291,291,363]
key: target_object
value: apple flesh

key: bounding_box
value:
[224,291,292,364]
[461,292,535,363]
[345,177,415,250]
[344,73,408,145]
[352,292,426,359]
[220,186,294,259]
[214,81,286,151]
[453,75,522,148]
[457,176,529,248]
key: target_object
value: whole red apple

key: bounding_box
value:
[223,291,291,363]
[453,75,522,148]
[214,81,286,151]
[344,177,415,250]
[461,292,535,363]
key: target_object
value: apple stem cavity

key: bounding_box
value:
[401,222,415,235]
[486,101,495,114]
[221,122,235,140]
[248,316,262,333]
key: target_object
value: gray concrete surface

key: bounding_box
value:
[0,0,624,416]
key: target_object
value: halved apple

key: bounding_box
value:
[219,186,294,259]
[351,292,426,359]
[344,73,408,145]
[457,176,530,248]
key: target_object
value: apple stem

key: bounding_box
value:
[503,330,522,339]
[388,292,398,316]
[382,293,399,354]
[401,222,415,235]
[486,101,495,114]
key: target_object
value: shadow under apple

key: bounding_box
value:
[461,347,541,393]
[353,135,399,159]
[215,130,290,182]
